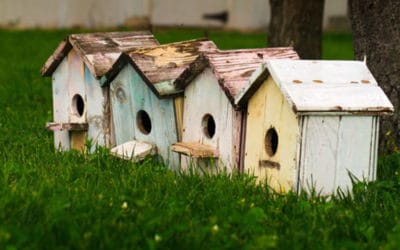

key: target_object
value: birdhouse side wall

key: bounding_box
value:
[298,115,379,194]
[181,68,242,172]
[84,66,107,150]
[52,57,70,150]
[110,65,179,169]
[244,77,300,192]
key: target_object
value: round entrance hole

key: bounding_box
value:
[136,110,152,135]
[72,94,85,117]
[265,127,278,156]
[202,114,216,139]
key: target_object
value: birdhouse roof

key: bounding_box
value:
[175,47,299,108]
[236,59,394,114]
[41,31,159,78]
[101,39,218,98]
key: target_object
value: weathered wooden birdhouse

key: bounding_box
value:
[171,48,299,173]
[235,59,394,194]
[41,31,159,151]
[100,39,217,168]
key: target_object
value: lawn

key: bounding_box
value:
[0,28,399,249]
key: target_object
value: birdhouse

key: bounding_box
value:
[171,48,299,173]
[100,39,217,168]
[235,59,394,194]
[41,31,159,152]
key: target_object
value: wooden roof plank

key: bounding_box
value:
[205,47,299,107]
[41,31,159,78]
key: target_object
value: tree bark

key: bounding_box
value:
[268,0,325,59]
[349,0,400,152]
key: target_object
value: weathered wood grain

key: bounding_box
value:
[41,31,159,78]
[110,140,156,161]
[265,60,394,114]
[70,131,87,152]
[84,66,106,149]
[171,142,219,158]
[110,67,136,146]
[120,39,217,97]
[51,58,70,150]
[46,122,88,131]
[179,68,241,172]
[174,96,184,141]
[205,48,299,107]
[244,77,299,190]
[68,49,86,123]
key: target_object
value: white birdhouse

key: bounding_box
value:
[100,39,217,168]
[171,48,299,173]
[235,59,394,194]
[41,31,159,151]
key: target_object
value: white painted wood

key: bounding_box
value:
[68,49,86,123]
[110,66,135,146]
[298,115,379,195]
[84,66,106,150]
[370,116,380,180]
[110,140,156,161]
[268,60,378,86]
[299,116,340,194]
[285,85,393,113]
[335,116,375,190]
[180,68,240,172]
[52,58,70,150]
[264,60,393,114]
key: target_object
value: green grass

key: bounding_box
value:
[0,28,399,249]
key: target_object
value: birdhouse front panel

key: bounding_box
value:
[244,77,299,191]
[179,68,242,172]
[110,65,179,168]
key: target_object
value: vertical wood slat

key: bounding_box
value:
[52,58,70,150]
[84,66,106,150]
[110,66,135,146]
[299,115,376,194]
[300,116,339,193]
[174,96,184,142]
[68,49,87,150]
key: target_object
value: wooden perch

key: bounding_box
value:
[171,142,219,158]
[110,140,156,162]
[46,122,88,131]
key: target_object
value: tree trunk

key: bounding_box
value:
[349,0,400,152]
[268,0,325,59]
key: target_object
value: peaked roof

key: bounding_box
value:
[41,31,159,78]
[175,47,299,108]
[101,39,218,97]
[236,59,394,114]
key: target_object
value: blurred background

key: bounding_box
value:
[0,0,350,32]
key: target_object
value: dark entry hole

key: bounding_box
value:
[136,110,152,135]
[265,127,278,156]
[72,94,85,117]
[202,114,216,139]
